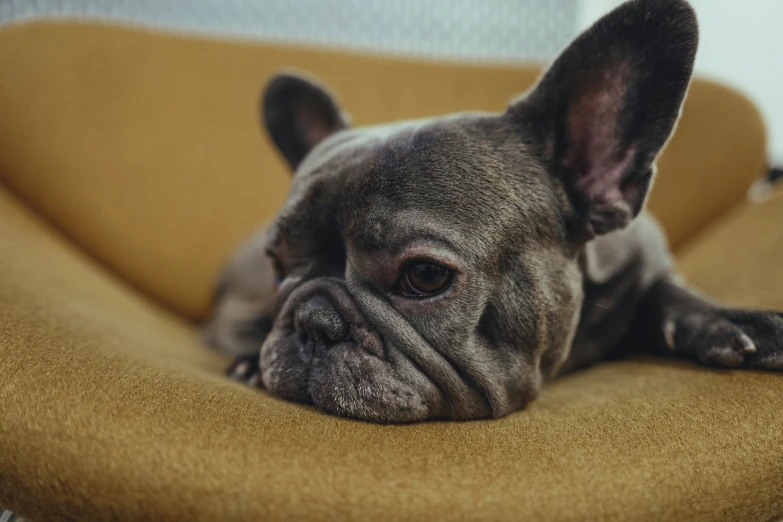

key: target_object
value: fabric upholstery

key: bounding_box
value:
[0,20,781,522]
[2,181,782,521]
[677,187,783,311]
[0,21,767,319]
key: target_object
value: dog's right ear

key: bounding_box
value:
[261,72,350,172]
[509,0,698,241]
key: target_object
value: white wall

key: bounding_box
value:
[0,0,576,62]
[578,0,783,166]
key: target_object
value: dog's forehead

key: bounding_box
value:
[274,112,553,257]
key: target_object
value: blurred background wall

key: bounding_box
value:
[0,0,578,60]
[1,0,779,166]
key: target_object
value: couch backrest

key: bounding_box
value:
[0,22,767,319]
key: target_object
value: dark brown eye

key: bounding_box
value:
[265,250,285,285]
[399,262,454,297]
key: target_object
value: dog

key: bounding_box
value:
[202,0,783,423]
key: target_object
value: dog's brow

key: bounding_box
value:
[400,233,460,255]
[352,214,465,255]
[356,232,462,260]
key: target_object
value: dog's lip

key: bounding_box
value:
[297,334,315,364]
[349,325,385,358]
[295,330,384,364]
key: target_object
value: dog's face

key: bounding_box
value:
[220,0,697,422]
[260,113,585,422]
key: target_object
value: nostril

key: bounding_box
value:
[294,295,349,344]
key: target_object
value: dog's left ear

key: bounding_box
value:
[510,0,698,240]
[261,71,351,172]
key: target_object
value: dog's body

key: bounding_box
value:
[203,0,783,423]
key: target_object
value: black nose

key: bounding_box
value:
[294,295,349,345]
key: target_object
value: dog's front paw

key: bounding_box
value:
[226,353,264,387]
[663,309,783,370]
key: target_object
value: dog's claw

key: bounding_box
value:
[230,361,250,379]
[663,320,677,351]
[226,354,263,387]
[732,332,756,354]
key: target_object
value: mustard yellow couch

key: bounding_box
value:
[1,22,782,522]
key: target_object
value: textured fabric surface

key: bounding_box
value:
[677,186,783,311]
[0,21,767,319]
[1,182,782,521]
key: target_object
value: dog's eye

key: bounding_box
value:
[399,262,454,297]
[266,251,285,286]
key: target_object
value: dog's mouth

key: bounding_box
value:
[258,277,493,423]
[259,278,394,413]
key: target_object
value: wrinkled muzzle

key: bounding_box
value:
[259,277,491,422]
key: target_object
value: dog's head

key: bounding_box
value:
[222,0,697,422]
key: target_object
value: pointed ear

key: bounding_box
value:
[510,0,698,239]
[261,71,350,172]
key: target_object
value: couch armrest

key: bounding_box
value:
[677,184,783,310]
[649,79,768,251]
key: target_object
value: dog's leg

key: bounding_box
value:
[636,275,783,370]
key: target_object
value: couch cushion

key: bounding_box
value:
[2,181,782,521]
[0,21,768,318]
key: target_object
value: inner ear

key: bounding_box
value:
[562,59,635,201]
[297,102,335,149]
[556,58,652,235]
[261,72,350,172]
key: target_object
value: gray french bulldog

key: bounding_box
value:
[202,0,783,423]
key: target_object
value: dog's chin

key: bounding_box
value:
[260,330,442,423]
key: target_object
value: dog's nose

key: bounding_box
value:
[294,295,349,345]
